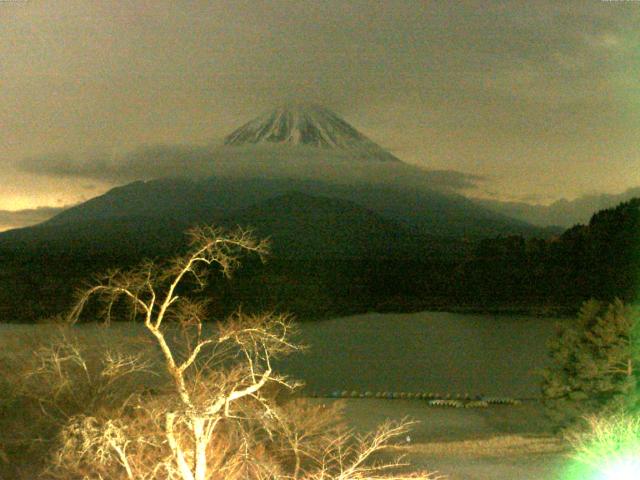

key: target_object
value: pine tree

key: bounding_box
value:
[541,299,640,430]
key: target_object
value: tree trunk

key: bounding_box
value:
[166,413,195,480]
[193,417,208,480]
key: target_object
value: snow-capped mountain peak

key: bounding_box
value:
[224,103,401,162]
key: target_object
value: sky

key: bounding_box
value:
[1,0,639,229]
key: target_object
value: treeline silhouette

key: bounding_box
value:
[0,198,637,323]
[451,198,640,309]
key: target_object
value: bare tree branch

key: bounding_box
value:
[53,224,439,480]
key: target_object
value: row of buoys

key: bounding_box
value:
[307,391,521,407]
[480,397,522,405]
[427,399,489,408]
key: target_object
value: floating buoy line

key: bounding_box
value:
[305,391,521,408]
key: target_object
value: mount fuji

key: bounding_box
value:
[6,103,543,238]
[0,103,553,322]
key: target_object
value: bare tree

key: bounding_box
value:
[57,225,442,480]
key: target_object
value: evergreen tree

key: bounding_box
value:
[541,299,640,430]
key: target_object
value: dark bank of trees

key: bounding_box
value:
[0,198,638,323]
[451,198,640,311]
[210,197,640,317]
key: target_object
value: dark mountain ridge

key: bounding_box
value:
[36,175,548,239]
[0,190,461,321]
[0,194,637,322]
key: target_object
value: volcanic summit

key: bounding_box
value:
[224,103,401,162]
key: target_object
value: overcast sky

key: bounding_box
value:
[1,0,639,227]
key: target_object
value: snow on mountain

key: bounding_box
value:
[224,103,401,162]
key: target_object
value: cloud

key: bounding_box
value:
[502,192,558,204]
[3,0,638,203]
[474,186,640,227]
[17,143,484,193]
[0,206,70,232]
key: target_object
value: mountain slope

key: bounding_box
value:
[223,191,413,259]
[0,191,440,322]
[1,191,417,260]
[36,176,548,239]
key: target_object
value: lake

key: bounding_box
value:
[0,310,565,399]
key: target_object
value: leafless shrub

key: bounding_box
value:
[0,325,158,479]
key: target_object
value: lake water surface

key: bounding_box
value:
[0,311,565,398]
[278,311,565,399]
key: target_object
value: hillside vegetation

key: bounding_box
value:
[0,197,637,323]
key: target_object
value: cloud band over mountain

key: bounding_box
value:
[18,144,484,192]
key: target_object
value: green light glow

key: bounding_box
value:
[601,457,640,480]
[561,415,640,480]
[562,454,640,480]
